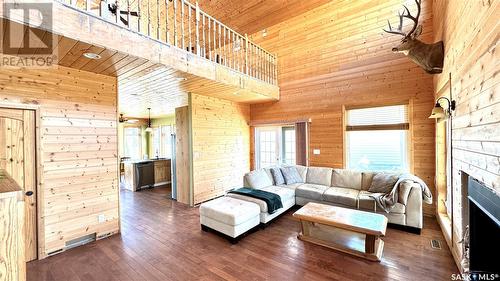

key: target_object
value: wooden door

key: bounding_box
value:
[0,107,37,261]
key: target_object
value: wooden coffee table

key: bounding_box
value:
[293,202,388,261]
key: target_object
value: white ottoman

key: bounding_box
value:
[200,196,260,243]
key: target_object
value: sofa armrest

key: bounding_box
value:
[405,186,423,229]
[399,181,422,205]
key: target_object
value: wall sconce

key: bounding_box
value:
[429,97,456,120]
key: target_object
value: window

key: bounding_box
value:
[345,104,409,172]
[151,127,161,157]
[255,126,295,168]
[161,125,173,158]
[151,125,173,158]
[123,127,142,159]
[282,127,296,165]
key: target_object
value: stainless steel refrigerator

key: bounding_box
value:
[170,133,177,200]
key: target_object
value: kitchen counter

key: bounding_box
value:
[122,159,172,191]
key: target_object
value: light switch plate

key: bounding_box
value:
[313,149,321,155]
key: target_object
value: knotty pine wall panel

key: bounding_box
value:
[0,66,118,257]
[249,0,437,215]
[433,0,499,270]
[191,94,250,204]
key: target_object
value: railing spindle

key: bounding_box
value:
[147,0,151,36]
[157,0,160,39]
[195,2,200,55]
[207,17,211,60]
[213,19,216,62]
[137,0,141,32]
[115,1,120,25]
[218,24,221,64]
[173,0,177,46]
[127,0,131,28]
[166,0,169,44]
[188,5,192,53]
[181,1,184,50]
[223,27,227,66]
[202,15,206,57]
[86,0,90,11]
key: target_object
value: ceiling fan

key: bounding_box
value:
[119,114,139,124]
[106,1,140,26]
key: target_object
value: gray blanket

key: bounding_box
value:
[370,173,433,213]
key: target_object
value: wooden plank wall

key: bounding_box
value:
[175,106,192,205]
[191,94,250,204]
[249,0,436,214]
[433,0,499,270]
[0,66,119,258]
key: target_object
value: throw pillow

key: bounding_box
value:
[245,169,273,189]
[270,167,285,185]
[368,173,400,193]
[280,166,303,185]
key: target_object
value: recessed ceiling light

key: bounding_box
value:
[176,77,187,81]
[262,29,267,37]
[83,52,102,60]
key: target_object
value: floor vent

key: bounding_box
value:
[65,233,96,250]
[431,239,442,249]
[97,231,115,239]
[47,248,64,256]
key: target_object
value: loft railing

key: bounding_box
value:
[59,0,278,85]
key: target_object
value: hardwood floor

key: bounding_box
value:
[27,187,458,281]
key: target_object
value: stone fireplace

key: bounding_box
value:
[467,176,500,279]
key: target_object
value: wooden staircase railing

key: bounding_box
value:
[59,0,278,85]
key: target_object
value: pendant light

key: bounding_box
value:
[145,108,153,133]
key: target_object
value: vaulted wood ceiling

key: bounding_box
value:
[197,0,332,35]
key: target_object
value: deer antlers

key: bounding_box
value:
[384,0,422,38]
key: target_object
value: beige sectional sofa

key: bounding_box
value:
[244,165,426,231]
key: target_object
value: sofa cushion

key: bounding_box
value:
[199,197,260,226]
[358,191,377,211]
[331,169,362,190]
[323,187,359,207]
[294,165,308,182]
[361,172,377,191]
[245,169,273,189]
[306,167,333,186]
[277,183,303,190]
[368,173,399,193]
[280,166,303,185]
[259,186,295,201]
[295,184,330,201]
[270,167,285,185]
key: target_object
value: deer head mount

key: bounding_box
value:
[384,0,444,74]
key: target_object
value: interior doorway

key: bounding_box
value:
[0,107,37,261]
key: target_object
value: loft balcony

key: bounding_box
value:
[2,0,279,116]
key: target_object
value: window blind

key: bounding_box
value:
[347,105,409,126]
